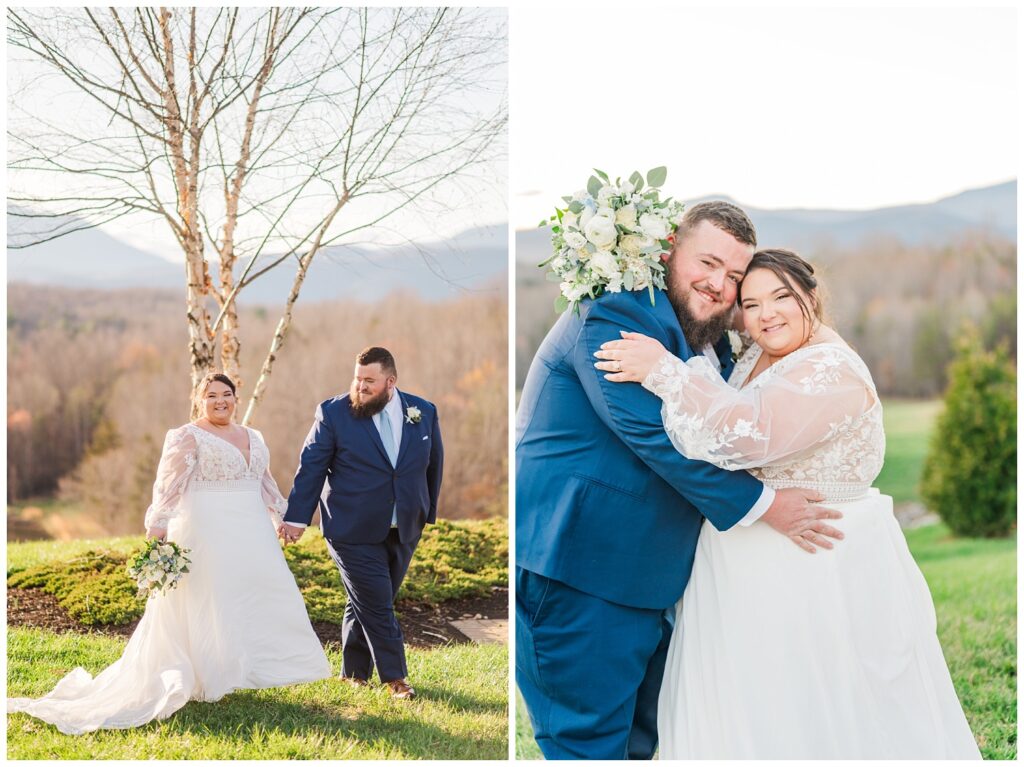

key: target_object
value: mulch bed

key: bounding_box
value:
[7,587,508,649]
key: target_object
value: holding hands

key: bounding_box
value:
[278,522,306,545]
[594,331,668,383]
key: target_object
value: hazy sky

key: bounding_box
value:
[7,7,508,262]
[511,6,1017,230]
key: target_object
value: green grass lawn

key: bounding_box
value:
[516,524,1016,759]
[8,628,507,759]
[876,398,943,504]
[7,522,509,759]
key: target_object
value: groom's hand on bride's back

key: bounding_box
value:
[761,488,843,554]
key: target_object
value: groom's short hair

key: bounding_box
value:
[356,346,397,377]
[675,201,757,247]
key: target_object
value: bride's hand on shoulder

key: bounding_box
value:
[594,331,667,383]
[146,526,167,541]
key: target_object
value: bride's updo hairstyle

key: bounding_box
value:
[740,248,827,329]
[192,372,238,420]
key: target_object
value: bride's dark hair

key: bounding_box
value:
[196,372,237,397]
[739,248,827,327]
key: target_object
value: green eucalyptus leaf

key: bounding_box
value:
[587,175,602,197]
[629,171,644,189]
[594,168,610,183]
[554,294,569,313]
[623,270,635,291]
[568,200,584,214]
[647,166,668,187]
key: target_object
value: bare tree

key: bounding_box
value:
[7,7,507,421]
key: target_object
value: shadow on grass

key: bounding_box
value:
[10,693,504,760]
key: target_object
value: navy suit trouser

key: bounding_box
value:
[326,529,418,683]
[516,567,672,760]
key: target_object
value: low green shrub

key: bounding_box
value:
[921,332,1016,537]
[8,551,143,626]
[8,519,508,627]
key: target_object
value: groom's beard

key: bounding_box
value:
[349,385,391,418]
[667,284,733,352]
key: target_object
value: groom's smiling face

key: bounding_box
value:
[350,362,396,418]
[667,220,754,348]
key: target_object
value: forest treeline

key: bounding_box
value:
[517,232,1016,395]
[8,285,508,533]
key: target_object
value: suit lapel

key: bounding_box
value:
[395,391,413,467]
[714,335,735,378]
[359,413,391,465]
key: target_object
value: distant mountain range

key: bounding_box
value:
[516,180,1016,265]
[6,211,508,304]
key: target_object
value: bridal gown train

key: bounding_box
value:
[643,342,981,760]
[8,424,332,735]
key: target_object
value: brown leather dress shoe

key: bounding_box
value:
[339,675,369,687]
[385,678,416,700]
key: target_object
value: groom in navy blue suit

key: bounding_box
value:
[282,346,443,699]
[516,202,840,759]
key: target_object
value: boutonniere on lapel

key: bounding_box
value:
[405,405,422,425]
[726,330,745,363]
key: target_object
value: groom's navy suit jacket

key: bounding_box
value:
[285,391,443,544]
[516,289,764,609]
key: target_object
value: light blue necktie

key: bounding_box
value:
[378,409,399,526]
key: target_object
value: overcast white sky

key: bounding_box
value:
[510,6,1017,230]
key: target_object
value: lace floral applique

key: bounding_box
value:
[647,343,885,502]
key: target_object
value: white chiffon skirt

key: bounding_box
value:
[658,490,982,759]
[8,480,332,735]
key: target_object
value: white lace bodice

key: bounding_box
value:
[144,423,289,530]
[642,342,885,502]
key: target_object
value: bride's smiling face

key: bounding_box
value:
[740,268,817,357]
[202,381,237,425]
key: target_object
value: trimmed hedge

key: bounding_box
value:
[8,519,508,626]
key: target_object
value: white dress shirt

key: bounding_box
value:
[702,344,774,526]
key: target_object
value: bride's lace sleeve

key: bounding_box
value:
[144,425,198,531]
[642,346,876,470]
[253,429,288,528]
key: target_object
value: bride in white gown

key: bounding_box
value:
[596,249,981,759]
[8,373,331,735]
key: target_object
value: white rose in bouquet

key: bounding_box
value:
[597,185,616,205]
[639,212,671,239]
[590,249,621,280]
[584,212,618,249]
[615,204,638,228]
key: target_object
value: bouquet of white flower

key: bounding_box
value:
[126,538,192,599]
[540,166,685,314]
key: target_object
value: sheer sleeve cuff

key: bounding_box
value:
[642,351,689,398]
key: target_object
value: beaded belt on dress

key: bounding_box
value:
[190,479,261,492]
[760,480,873,503]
